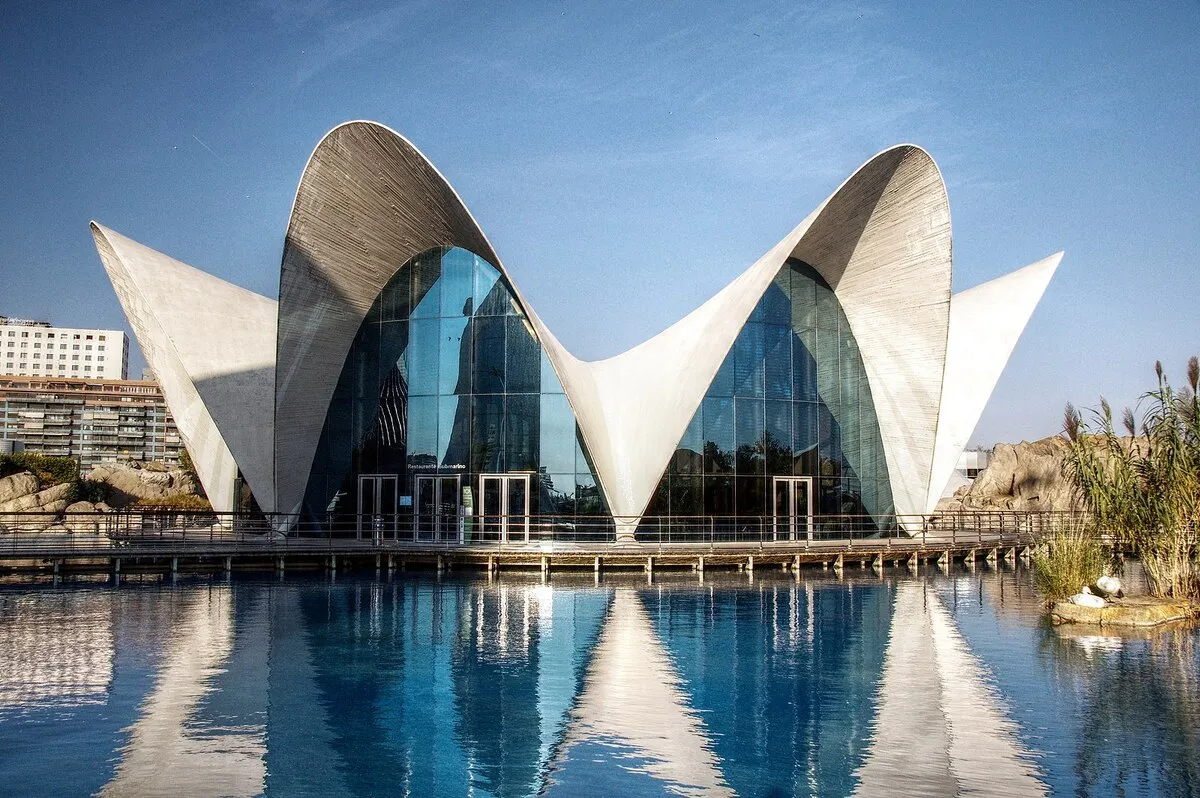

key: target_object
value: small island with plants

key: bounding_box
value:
[1032,357,1200,627]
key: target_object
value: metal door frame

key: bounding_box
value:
[414,474,462,543]
[479,473,531,543]
[772,476,814,541]
[357,474,399,541]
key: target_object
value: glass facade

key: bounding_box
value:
[303,247,609,537]
[644,259,894,535]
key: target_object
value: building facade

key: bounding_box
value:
[0,317,129,380]
[90,121,1061,539]
[0,376,182,469]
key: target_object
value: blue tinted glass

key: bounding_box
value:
[764,324,791,399]
[410,250,442,319]
[504,395,539,471]
[470,394,504,472]
[733,323,765,397]
[381,269,410,321]
[407,396,438,468]
[437,395,467,467]
[473,258,503,315]
[406,318,439,396]
[440,249,474,318]
[765,400,792,473]
[539,394,576,475]
[815,327,839,406]
[793,332,818,401]
[439,316,470,395]
[702,397,734,474]
[670,475,702,516]
[540,351,564,394]
[789,262,817,330]
[735,475,766,517]
[793,402,819,476]
[734,398,765,475]
[505,316,540,393]
[815,280,839,331]
[472,316,506,394]
[708,352,736,396]
[575,472,604,516]
[760,279,791,325]
[704,475,734,516]
[542,473,576,515]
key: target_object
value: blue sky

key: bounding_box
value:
[1,1,1196,446]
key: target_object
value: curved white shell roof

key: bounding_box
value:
[91,121,1059,523]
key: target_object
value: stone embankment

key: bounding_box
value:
[1051,597,1197,628]
[0,462,202,533]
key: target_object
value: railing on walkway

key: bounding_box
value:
[0,508,1094,559]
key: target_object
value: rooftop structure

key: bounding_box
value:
[90,121,1060,539]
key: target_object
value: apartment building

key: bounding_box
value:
[0,316,129,381]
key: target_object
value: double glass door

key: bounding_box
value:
[772,476,813,541]
[479,474,530,543]
[415,475,462,542]
[357,475,398,541]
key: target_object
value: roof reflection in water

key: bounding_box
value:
[853,580,1047,798]
[102,585,267,797]
[543,590,733,797]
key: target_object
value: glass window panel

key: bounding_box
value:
[764,324,791,399]
[817,403,843,477]
[470,394,505,472]
[669,475,702,518]
[701,397,734,474]
[504,395,539,471]
[472,316,506,394]
[541,351,564,394]
[815,327,839,406]
[407,396,438,470]
[707,352,736,397]
[765,400,792,474]
[540,474,576,516]
[670,410,703,475]
[539,393,576,475]
[438,395,469,468]
[439,316,470,395]
[789,262,818,331]
[645,477,671,517]
[381,268,411,322]
[505,316,541,393]
[792,331,818,401]
[734,398,765,475]
[474,258,504,315]
[815,281,839,331]
[406,318,439,395]
[735,476,767,518]
[793,402,819,476]
[410,250,442,319]
[733,322,765,398]
[760,277,791,326]
[575,473,604,516]
[703,476,734,517]
[440,248,475,318]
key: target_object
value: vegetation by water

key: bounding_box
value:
[1031,523,1110,601]
[1061,357,1200,599]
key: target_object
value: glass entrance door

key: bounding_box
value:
[357,474,398,541]
[772,476,813,541]
[415,475,462,542]
[479,474,530,543]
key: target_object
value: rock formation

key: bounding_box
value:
[86,462,200,506]
[938,435,1082,513]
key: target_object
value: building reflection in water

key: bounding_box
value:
[0,573,1080,797]
[854,580,1046,798]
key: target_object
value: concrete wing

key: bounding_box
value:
[90,223,278,512]
[926,253,1062,510]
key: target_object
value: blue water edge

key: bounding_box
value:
[0,568,1196,797]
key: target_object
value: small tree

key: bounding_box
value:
[1062,358,1200,598]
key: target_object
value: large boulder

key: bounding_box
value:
[0,472,39,504]
[86,462,200,506]
[946,436,1082,513]
[0,481,74,514]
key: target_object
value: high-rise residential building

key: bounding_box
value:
[0,375,182,469]
[0,317,129,381]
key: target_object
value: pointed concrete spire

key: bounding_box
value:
[91,223,278,512]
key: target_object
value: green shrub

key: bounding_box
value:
[1031,524,1111,601]
[133,493,213,510]
[0,452,79,486]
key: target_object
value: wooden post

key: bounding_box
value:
[833,553,844,571]
[872,553,883,570]
[594,556,602,573]
[436,555,445,572]
[224,556,232,574]
[746,555,755,572]
[937,550,949,566]
[645,556,654,574]
[696,555,705,573]
[907,552,918,571]
[541,555,549,575]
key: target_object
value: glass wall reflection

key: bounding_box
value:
[645,259,895,535]
[302,247,611,537]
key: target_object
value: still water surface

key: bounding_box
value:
[0,567,1196,797]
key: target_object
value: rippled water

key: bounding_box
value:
[0,567,1196,797]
